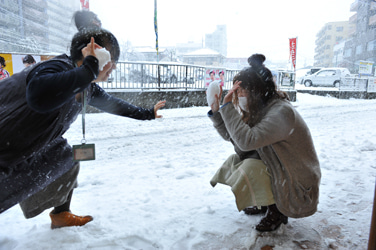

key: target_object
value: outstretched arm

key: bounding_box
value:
[89,84,165,120]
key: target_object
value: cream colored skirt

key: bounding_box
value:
[210,154,275,211]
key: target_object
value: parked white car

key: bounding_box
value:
[298,67,322,84]
[303,68,351,87]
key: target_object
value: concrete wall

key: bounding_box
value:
[86,88,376,114]
[297,90,376,99]
[87,89,297,113]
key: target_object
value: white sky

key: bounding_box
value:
[90,0,354,66]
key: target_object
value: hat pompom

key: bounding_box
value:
[248,54,266,68]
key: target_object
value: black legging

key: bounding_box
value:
[53,189,73,214]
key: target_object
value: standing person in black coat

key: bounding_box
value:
[0,10,166,229]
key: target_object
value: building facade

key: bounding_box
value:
[314,21,354,67]
[332,40,346,67]
[181,48,224,67]
[205,25,227,57]
[175,41,203,57]
[0,0,79,54]
[343,0,376,73]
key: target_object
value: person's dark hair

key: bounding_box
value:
[233,54,289,126]
[23,55,36,64]
[70,10,120,64]
[74,10,101,31]
[0,56,6,67]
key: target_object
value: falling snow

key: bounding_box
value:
[0,93,374,249]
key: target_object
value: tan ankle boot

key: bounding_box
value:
[49,210,93,229]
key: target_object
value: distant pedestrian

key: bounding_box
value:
[22,55,36,67]
[0,56,10,80]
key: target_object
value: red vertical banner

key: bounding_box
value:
[289,37,297,70]
[80,0,89,10]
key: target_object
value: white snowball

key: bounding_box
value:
[94,48,111,71]
[206,81,220,107]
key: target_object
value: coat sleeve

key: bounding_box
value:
[26,56,98,113]
[208,109,231,141]
[88,83,155,120]
[219,101,295,151]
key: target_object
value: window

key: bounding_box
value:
[367,40,376,51]
[317,70,335,76]
[344,48,352,57]
[356,45,363,54]
[336,26,344,32]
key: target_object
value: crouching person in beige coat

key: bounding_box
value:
[207,54,321,232]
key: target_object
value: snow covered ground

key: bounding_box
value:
[0,93,375,250]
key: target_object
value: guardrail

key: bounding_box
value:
[97,61,240,90]
[340,76,376,92]
[97,61,300,93]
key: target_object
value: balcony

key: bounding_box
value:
[369,14,376,26]
[350,0,358,12]
[23,0,47,11]
[349,13,357,24]
[370,1,376,11]
[348,26,357,36]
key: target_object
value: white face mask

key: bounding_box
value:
[238,97,249,112]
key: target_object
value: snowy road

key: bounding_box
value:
[1,93,375,249]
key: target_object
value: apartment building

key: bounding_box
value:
[0,0,79,54]
[205,25,227,57]
[314,21,354,67]
[343,0,376,73]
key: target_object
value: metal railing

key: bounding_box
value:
[97,61,240,91]
[340,77,375,92]
[97,61,302,92]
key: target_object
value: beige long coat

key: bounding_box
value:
[209,99,321,218]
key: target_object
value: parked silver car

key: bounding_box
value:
[303,68,351,87]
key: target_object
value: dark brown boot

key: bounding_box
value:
[243,206,267,215]
[255,204,288,232]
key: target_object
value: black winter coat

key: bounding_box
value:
[0,54,155,213]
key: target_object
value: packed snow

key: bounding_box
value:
[0,93,375,249]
